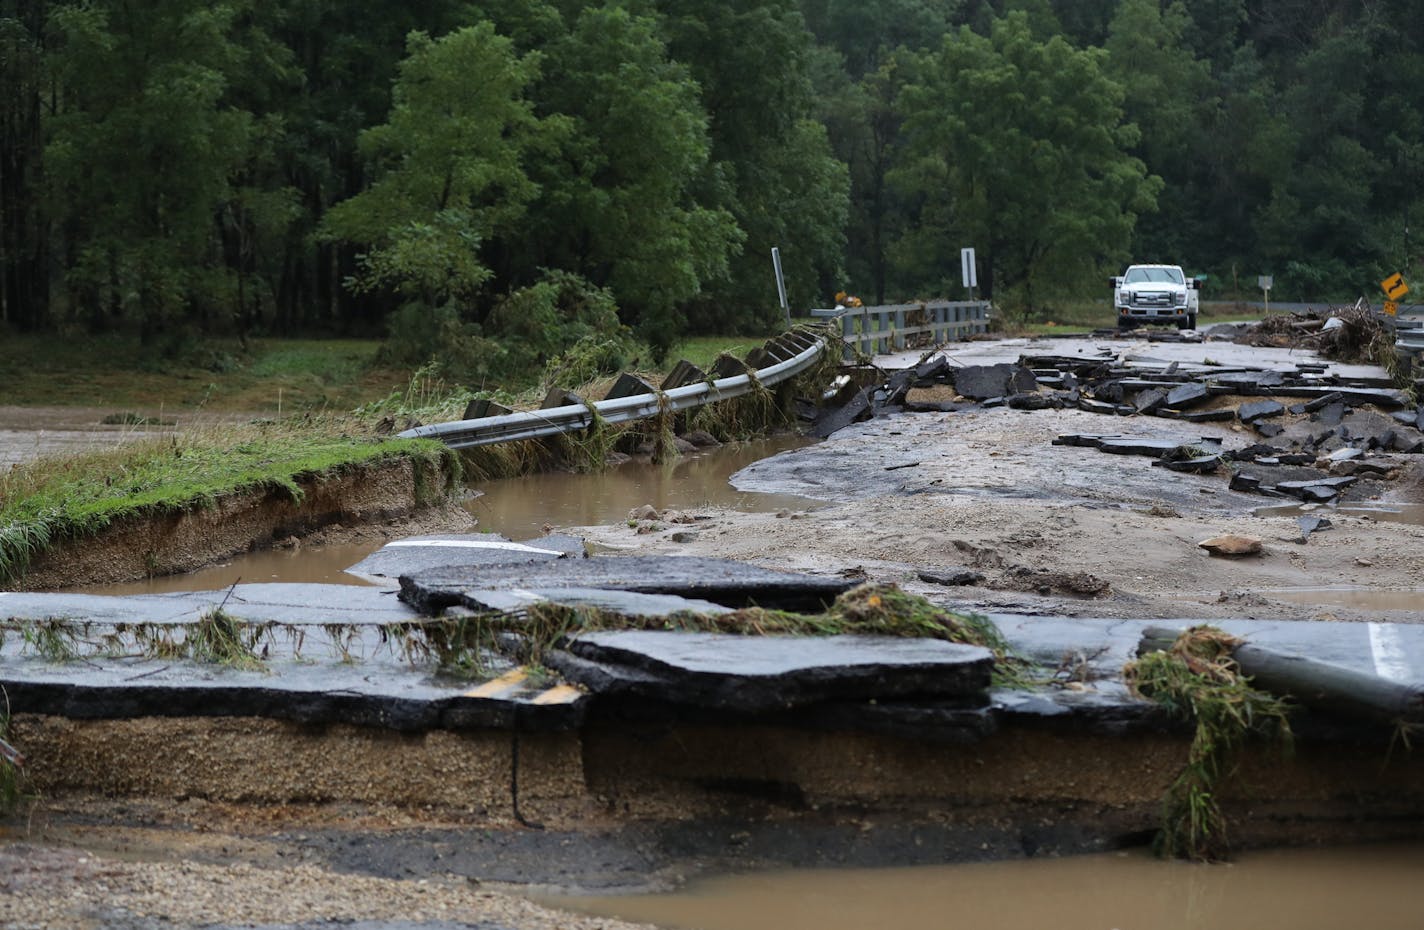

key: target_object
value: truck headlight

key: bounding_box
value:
[1175,292,1188,306]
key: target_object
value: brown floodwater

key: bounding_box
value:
[78,437,820,595]
[557,843,1424,930]
[1264,586,1424,612]
[1254,501,1424,526]
[466,435,820,539]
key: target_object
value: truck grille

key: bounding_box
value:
[1128,291,1172,308]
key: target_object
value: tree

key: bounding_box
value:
[513,5,740,355]
[0,4,47,330]
[893,12,1160,308]
[45,0,266,341]
[320,24,549,309]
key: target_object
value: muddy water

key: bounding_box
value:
[1255,501,1424,526]
[1266,586,1424,612]
[559,844,1424,930]
[78,437,819,594]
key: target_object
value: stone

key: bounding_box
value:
[1198,534,1263,557]
[1097,437,1187,457]
[681,429,721,449]
[1052,433,1122,448]
[1229,473,1262,493]
[1316,402,1347,426]
[917,568,987,587]
[1173,408,1236,423]
[1255,422,1285,438]
[1008,392,1055,410]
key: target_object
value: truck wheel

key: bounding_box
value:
[1189,313,1198,330]
[1176,315,1192,331]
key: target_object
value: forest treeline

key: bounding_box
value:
[2,0,1421,367]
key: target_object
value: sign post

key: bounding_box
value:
[960,247,978,301]
[771,247,790,325]
[1258,275,1273,316]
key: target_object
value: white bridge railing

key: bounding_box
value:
[810,300,990,358]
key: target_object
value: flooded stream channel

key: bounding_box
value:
[80,436,819,595]
[558,843,1424,930]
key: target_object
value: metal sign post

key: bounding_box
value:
[771,247,790,325]
[961,247,978,301]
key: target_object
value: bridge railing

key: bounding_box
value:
[399,328,827,451]
[810,300,991,358]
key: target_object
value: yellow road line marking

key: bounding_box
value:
[464,668,528,699]
[529,685,583,705]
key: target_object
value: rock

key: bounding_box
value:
[1008,391,1056,410]
[1172,408,1236,423]
[917,568,987,587]
[995,567,1111,597]
[1198,534,1263,557]
[681,429,722,448]
[1228,473,1262,492]
[1255,422,1286,438]
[629,504,660,521]
[1315,402,1347,426]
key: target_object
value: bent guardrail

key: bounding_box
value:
[398,329,828,451]
[810,300,990,359]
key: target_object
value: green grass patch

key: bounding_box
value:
[0,422,456,585]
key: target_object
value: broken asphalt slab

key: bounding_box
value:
[399,555,859,615]
[545,631,993,714]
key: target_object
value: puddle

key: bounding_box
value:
[557,843,1424,930]
[1254,502,1424,526]
[75,437,820,595]
[466,435,822,539]
[1262,586,1424,612]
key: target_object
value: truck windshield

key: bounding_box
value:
[1123,267,1185,285]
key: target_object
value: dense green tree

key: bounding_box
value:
[44,0,269,342]
[320,24,549,309]
[515,5,741,355]
[0,3,47,330]
[894,13,1160,307]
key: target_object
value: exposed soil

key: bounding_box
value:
[577,405,1424,624]
[14,456,473,590]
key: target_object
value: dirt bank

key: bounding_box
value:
[14,455,473,590]
[577,405,1424,623]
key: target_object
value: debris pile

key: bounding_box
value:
[815,347,1421,506]
[1235,305,1394,365]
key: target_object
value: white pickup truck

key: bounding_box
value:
[1111,264,1201,330]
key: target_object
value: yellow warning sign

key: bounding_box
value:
[1384,300,1399,316]
[1381,272,1409,300]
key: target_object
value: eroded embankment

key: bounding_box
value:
[11,712,1424,872]
[11,455,469,590]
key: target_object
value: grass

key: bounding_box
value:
[1124,626,1293,862]
[0,334,404,412]
[0,421,457,585]
[1001,299,1265,335]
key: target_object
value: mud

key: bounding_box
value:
[575,406,1424,624]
